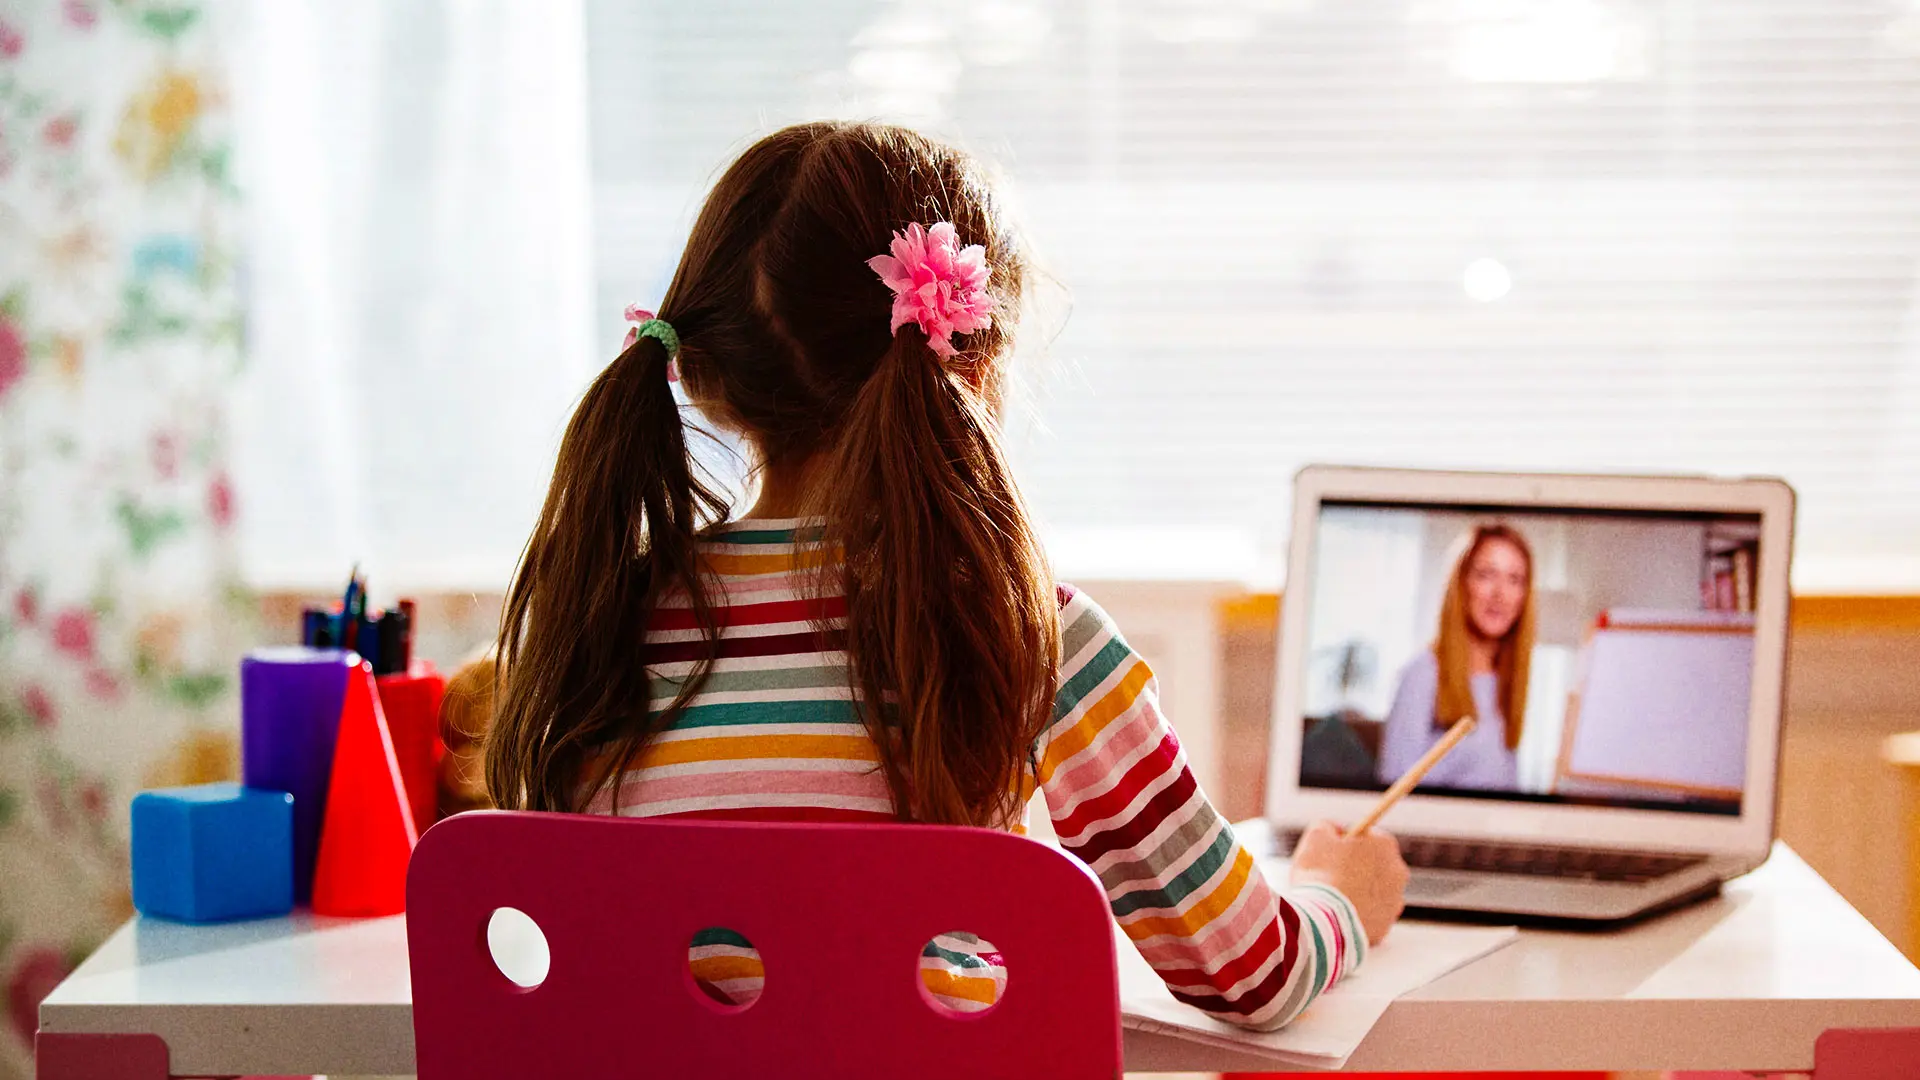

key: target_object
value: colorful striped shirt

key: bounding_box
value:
[585,518,1366,1028]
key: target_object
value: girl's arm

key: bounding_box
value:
[1038,587,1367,1031]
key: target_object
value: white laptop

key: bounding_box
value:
[1260,465,1795,923]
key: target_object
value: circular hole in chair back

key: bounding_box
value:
[486,906,550,989]
[687,927,763,1011]
[918,931,1006,1016]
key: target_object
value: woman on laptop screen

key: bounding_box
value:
[1376,523,1536,792]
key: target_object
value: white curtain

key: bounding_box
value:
[231,0,596,592]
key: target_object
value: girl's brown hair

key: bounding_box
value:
[1432,523,1536,750]
[486,122,1057,827]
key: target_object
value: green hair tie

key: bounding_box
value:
[622,306,680,359]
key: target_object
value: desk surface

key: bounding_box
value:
[40,835,1920,1076]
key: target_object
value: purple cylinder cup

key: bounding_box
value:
[241,647,356,903]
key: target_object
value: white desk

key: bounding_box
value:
[39,837,1920,1077]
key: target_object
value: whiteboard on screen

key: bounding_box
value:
[1561,628,1753,795]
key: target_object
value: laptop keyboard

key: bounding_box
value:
[1274,830,1707,885]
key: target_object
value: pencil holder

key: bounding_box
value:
[376,663,447,832]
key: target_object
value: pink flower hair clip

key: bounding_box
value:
[866,221,995,359]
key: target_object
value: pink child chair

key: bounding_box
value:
[405,810,1123,1080]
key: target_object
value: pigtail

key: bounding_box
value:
[815,334,1060,828]
[487,334,729,812]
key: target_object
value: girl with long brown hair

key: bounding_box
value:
[486,121,1404,1028]
[1378,523,1538,791]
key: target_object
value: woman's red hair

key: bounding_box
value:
[1433,524,1536,751]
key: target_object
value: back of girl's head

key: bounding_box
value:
[487,122,1057,826]
[671,123,1025,445]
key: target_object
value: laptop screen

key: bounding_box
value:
[1296,499,1763,816]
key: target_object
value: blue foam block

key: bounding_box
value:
[130,783,295,923]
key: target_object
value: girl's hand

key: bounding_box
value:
[1288,820,1410,945]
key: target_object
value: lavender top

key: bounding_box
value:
[1375,651,1518,792]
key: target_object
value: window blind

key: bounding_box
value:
[587,0,1920,591]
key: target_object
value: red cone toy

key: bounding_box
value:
[311,660,419,916]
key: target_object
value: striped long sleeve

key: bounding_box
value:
[587,519,1367,1021]
[1040,584,1368,1030]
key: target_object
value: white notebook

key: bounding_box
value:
[1117,919,1518,1069]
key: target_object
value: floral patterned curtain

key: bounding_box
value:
[0,2,248,1075]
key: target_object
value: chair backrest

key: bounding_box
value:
[407,811,1122,1080]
